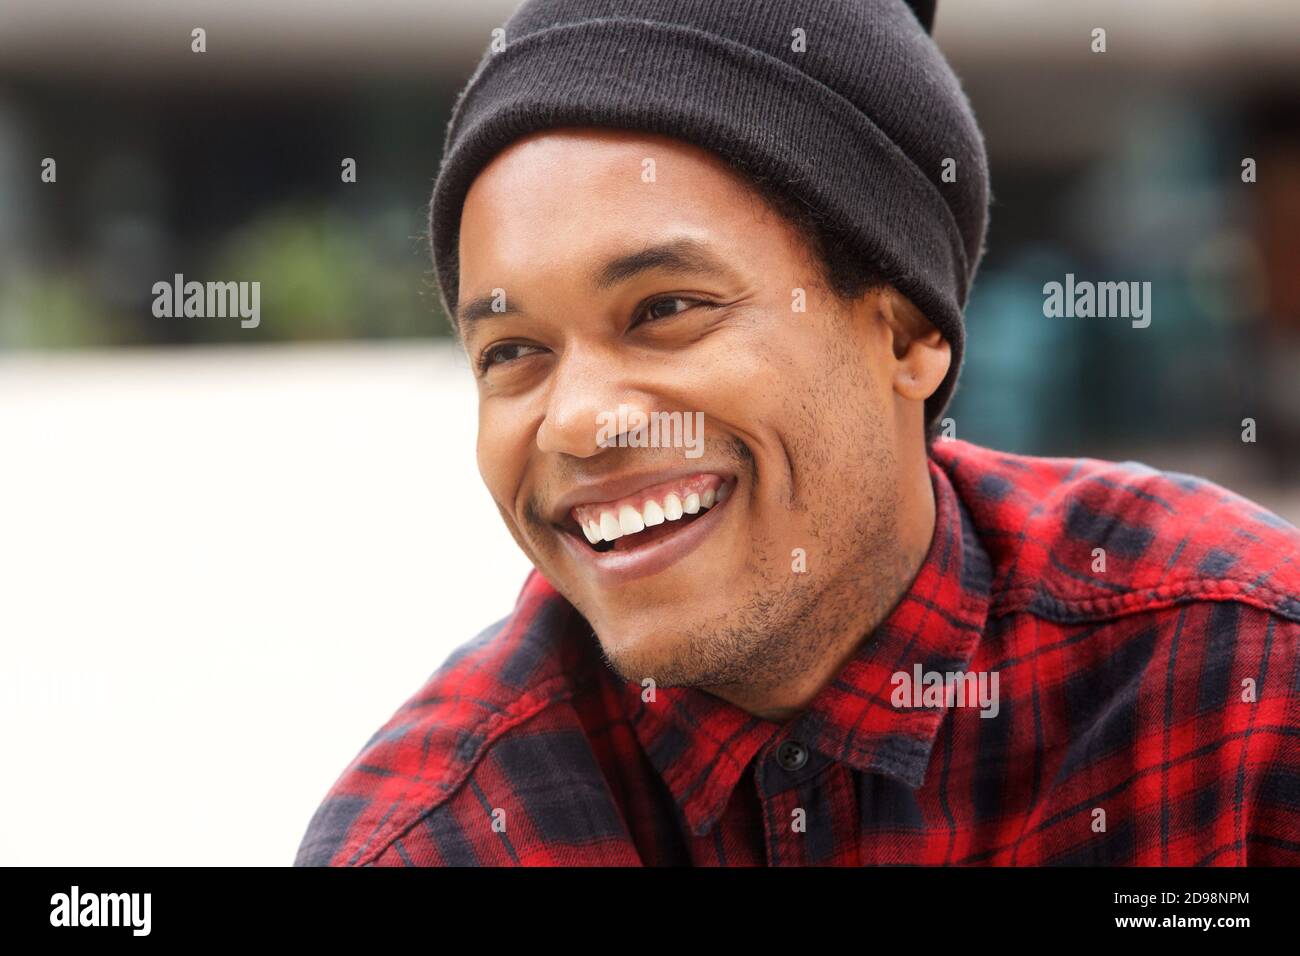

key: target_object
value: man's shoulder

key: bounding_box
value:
[293,571,600,866]
[930,438,1300,625]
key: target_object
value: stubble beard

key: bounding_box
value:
[595,437,915,705]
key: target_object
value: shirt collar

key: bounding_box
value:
[621,457,993,836]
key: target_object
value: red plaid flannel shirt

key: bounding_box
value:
[295,439,1300,866]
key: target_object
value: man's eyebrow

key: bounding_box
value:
[456,237,732,329]
[591,237,734,291]
[456,294,522,329]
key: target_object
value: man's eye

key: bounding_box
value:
[478,342,542,371]
[637,296,706,324]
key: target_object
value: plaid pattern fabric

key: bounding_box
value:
[294,439,1300,866]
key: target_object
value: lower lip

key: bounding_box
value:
[557,490,735,586]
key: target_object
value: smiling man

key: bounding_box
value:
[295,0,1300,866]
[454,126,950,722]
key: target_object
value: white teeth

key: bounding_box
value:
[581,482,732,545]
[642,499,665,526]
[618,504,645,535]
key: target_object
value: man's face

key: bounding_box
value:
[457,127,926,696]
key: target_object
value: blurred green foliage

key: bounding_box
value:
[1,204,452,348]
[204,205,447,343]
[0,271,108,347]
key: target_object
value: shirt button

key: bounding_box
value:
[776,740,809,772]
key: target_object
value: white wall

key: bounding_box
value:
[0,341,534,865]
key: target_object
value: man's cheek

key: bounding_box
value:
[493,500,549,570]
[476,422,524,503]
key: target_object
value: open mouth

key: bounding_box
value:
[561,473,734,554]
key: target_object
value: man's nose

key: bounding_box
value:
[534,347,653,459]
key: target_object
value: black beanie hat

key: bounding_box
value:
[429,0,989,426]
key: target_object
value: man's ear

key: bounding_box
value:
[877,287,950,403]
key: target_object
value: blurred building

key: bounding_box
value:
[1,0,1297,470]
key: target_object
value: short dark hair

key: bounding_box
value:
[740,169,889,301]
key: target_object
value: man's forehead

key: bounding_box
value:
[462,127,749,218]
[457,134,760,299]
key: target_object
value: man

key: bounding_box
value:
[295,0,1300,865]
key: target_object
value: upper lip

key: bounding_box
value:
[546,465,735,526]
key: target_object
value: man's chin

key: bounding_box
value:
[595,629,676,681]
[592,624,690,686]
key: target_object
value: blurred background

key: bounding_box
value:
[1,0,1297,865]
